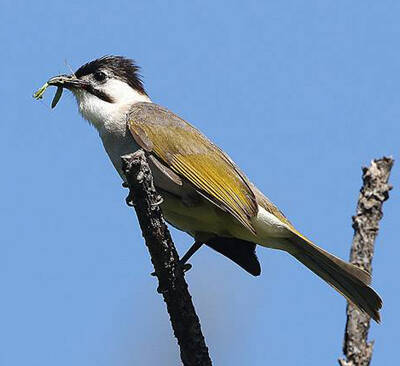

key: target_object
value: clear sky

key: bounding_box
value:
[1,1,399,365]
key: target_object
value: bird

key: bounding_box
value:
[45,55,382,322]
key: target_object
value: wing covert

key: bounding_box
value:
[127,102,258,233]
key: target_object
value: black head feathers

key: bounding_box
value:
[75,55,147,95]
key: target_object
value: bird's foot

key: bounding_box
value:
[150,262,192,277]
[151,195,164,207]
[180,262,192,273]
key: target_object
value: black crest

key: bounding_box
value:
[75,55,147,95]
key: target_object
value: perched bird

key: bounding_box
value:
[46,55,382,322]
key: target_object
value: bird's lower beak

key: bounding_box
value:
[48,74,86,89]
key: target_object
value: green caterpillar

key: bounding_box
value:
[33,82,63,109]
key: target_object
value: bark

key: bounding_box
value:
[121,150,212,366]
[339,157,394,366]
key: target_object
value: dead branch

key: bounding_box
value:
[122,150,212,366]
[339,157,394,366]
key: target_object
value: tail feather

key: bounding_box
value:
[284,235,382,322]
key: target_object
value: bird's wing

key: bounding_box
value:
[127,102,258,233]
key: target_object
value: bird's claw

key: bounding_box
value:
[181,263,192,273]
[151,195,164,208]
[150,262,192,277]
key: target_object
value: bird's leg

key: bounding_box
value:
[150,242,203,277]
[179,241,204,272]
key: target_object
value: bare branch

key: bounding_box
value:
[339,157,394,366]
[121,150,212,366]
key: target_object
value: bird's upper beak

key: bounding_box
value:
[47,74,87,90]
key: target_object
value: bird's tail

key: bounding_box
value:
[283,234,382,322]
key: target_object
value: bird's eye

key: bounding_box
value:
[93,71,107,82]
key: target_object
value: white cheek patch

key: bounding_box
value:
[99,79,150,104]
[72,79,151,130]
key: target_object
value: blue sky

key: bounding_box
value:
[1,1,399,365]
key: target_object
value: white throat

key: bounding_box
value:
[73,78,151,134]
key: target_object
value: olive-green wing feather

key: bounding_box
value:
[127,102,258,233]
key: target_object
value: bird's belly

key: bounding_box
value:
[160,192,251,241]
[160,196,290,252]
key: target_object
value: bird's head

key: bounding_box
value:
[48,55,150,128]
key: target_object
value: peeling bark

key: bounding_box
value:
[122,150,212,366]
[339,157,394,366]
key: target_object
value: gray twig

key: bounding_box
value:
[121,150,212,366]
[339,157,394,366]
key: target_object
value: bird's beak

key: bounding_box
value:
[47,74,87,90]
